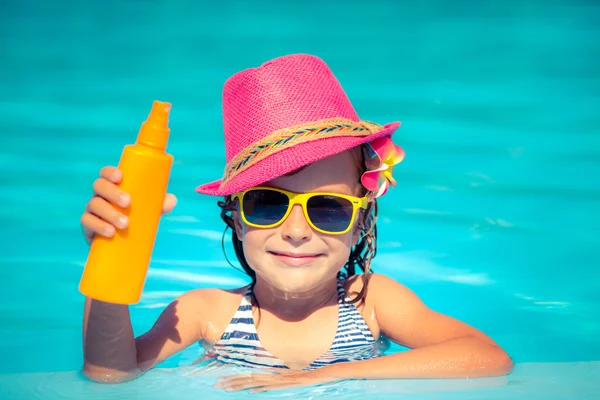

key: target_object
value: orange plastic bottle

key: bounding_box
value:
[79,100,174,304]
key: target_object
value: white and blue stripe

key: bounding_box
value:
[203,280,381,370]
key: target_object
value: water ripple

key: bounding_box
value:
[2,362,598,400]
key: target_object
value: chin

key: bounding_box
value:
[275,266,320,284]
[258,265,331,293]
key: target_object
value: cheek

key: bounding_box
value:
[239,225,270,266]
[241,221,271,240]
[323,232,355,260]
[341,229,359,247]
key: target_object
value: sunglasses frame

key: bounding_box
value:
[231,186,370,235]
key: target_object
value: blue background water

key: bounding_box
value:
[1,0,599,398]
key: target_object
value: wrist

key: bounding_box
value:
[309,361,352,381]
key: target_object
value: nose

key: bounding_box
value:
[280,204,312,243]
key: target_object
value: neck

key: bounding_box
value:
[252,275,340,321]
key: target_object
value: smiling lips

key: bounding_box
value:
[269,251,322,266]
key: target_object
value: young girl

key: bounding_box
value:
[80,54,513,393]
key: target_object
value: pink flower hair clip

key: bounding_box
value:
[361,137,405,199]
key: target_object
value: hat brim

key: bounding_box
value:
[195,121,401,197]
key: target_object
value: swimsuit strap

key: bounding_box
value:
[209,279,381,370]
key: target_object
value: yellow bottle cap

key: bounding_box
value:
[138,101,171,149]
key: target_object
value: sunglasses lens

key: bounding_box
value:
[307,195,354,233]
[243,189,289,226]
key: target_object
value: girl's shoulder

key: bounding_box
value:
[341,273,399,340]
[343,272,415,311]
[343,272,405,297]
[171,285,249,343]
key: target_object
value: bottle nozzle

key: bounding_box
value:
[138,100,172,149]
[148,101,171,124]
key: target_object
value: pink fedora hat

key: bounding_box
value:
[196,54,401,197]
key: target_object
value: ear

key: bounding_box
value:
[232,210,244,241]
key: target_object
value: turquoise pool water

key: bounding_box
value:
[1,0,599,398]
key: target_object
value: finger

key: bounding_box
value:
[92,178,130,208]
[249,382,301,393]
[86,196,129,230]
[80,212,116,239]
[214,374,253,386]
[214,374,267,391]
[82,225,95,244]
[217,379,267,392]
[162,193,177,215]
[99,166,122,183]
[216,372,275,381]
[248,376,331,394]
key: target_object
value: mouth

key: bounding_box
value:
[268,251,323,266]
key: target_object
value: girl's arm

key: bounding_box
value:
[213,273,514,393]
[321,273,513,379]
[82,290,207,383]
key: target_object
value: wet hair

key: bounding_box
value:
[218,145,378,306]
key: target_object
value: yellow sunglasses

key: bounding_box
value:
[231,186,369,235]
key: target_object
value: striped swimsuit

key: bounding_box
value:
[200,280,382,370]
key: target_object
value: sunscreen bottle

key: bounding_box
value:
[79,101,174,304]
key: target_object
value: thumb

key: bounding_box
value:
[162,193,177,215]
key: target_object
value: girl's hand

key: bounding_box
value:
[213,368,338,393]
[80,166,177,245]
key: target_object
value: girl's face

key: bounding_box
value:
[234,150,364,294]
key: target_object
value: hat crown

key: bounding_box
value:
[221,54,360,162]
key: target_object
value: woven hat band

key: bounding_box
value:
[221,118,384,185]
